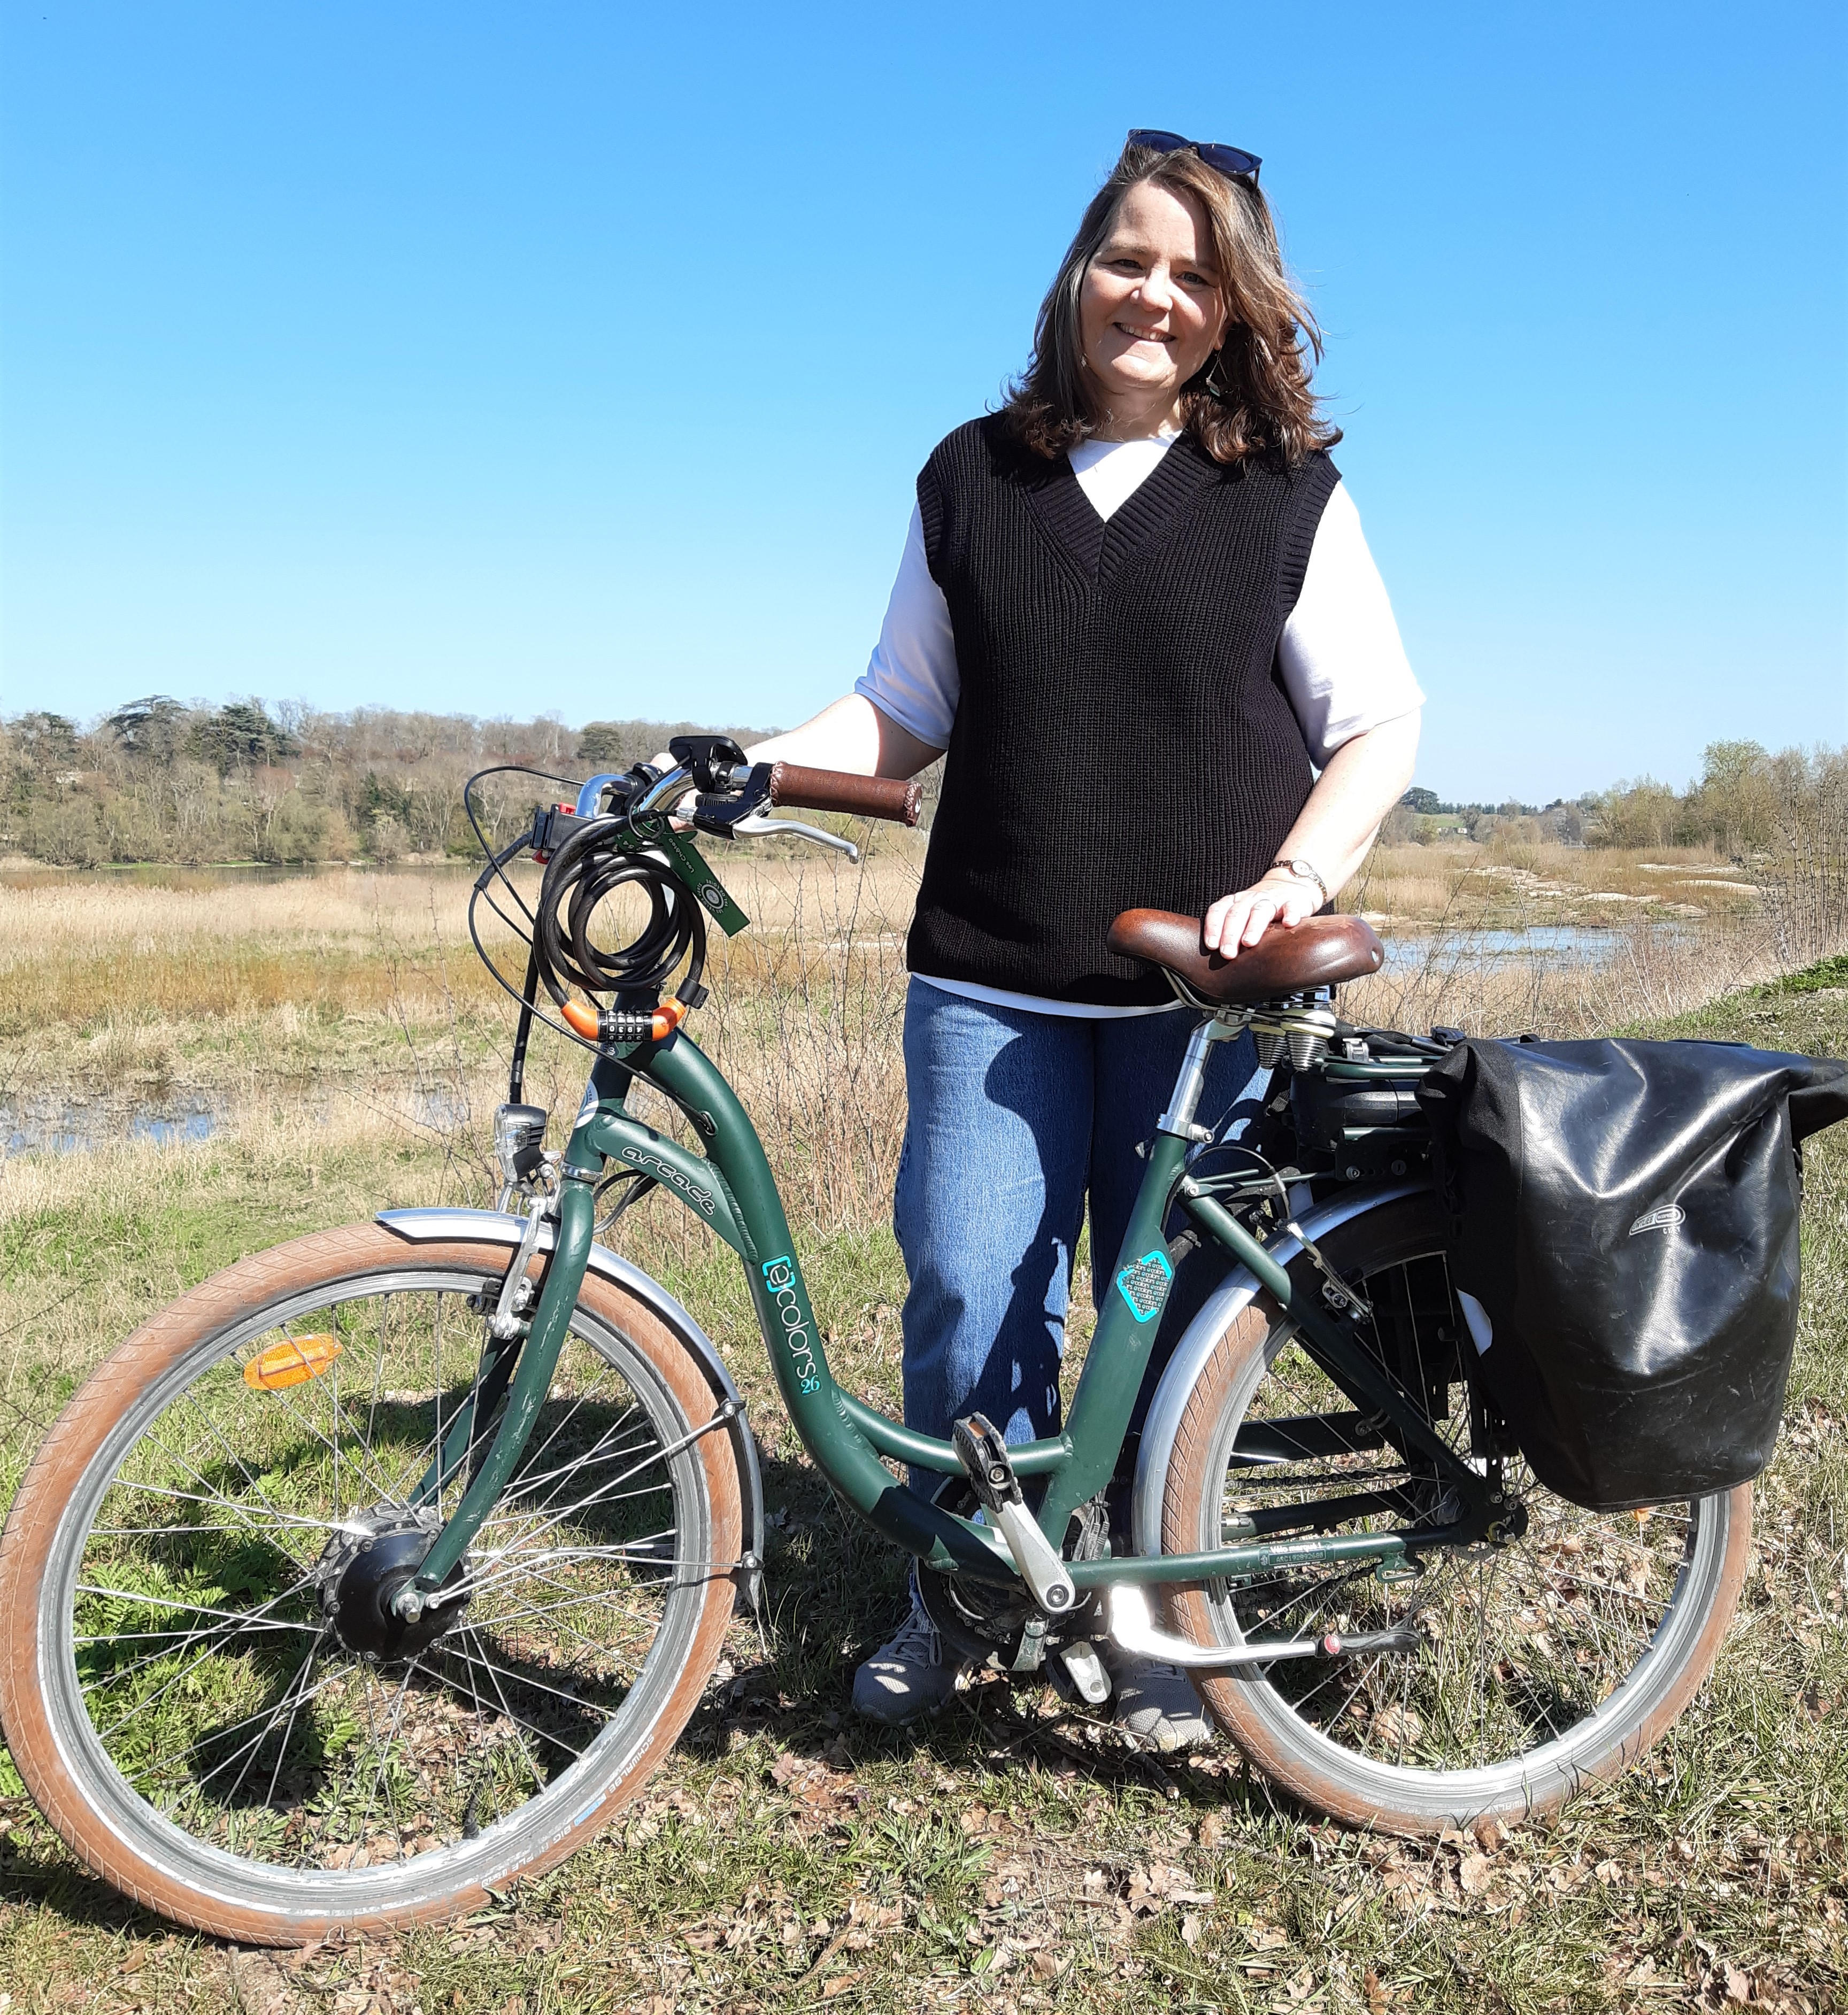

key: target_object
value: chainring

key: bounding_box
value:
[914,1481,1110,1672]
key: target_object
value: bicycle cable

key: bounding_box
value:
[463,762,714,1098]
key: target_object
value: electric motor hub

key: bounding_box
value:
[314,1506,471,1662]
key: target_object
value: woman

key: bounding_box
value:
[741,133,1422,1744]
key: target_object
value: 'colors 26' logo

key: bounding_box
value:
[761,1255,821,1393]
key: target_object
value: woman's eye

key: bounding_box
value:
[1181,271,1214,288]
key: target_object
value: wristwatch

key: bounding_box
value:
[1269,856,1329,906]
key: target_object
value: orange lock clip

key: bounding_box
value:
[244,1334,344,1391]
[559,997,689,1044]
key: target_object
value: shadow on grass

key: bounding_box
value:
[0,1816,165,1936]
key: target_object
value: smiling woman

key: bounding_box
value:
[686,132,1426,1744]
[1011,138,1332,468]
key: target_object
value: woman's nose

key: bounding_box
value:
[1136,266,1174,311]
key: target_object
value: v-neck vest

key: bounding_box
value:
[908,415,1341,1006]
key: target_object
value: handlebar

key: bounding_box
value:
[765,763,922,827]
[547,754,923,845]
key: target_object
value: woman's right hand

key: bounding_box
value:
[1202,867,1322,958]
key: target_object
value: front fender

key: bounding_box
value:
[1130,1181,1429,1560]
[378,1207,765,1612]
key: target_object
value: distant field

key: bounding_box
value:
[0,853,1841,2011]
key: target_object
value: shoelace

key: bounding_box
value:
[879,1602,941,1666]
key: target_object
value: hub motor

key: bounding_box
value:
[314,1507,471,1662]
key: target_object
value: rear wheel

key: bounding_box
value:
[1160,1192,1751,1833]
[0,1223,743,1943]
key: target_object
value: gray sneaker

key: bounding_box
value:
[1108,1652,1214,1752]
[852,1589,966,1725]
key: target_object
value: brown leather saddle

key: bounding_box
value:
[1106,908,1384,1008]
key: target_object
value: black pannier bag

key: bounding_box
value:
[1415,1039,1848,1511]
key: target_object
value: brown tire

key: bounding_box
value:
[1159,1192,1752,1835]
[0,1222,744,1944]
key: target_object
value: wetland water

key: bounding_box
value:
[2,1094,220,1157]
[0,861,1710,1160]
[1377,923,1695,969]
[0,1086,469,1161]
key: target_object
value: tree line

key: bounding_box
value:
[0,699,1838,876]
[1390,740,1845,859]
[0,700,768,867]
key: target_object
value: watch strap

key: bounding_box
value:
[1269,856,1330,906]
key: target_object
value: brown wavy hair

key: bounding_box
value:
[1003,141,1339,467]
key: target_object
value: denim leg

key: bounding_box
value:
[1087,1015,1270,1440]
[895,983,1094,1452]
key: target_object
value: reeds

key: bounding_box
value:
[3,833,1841,1254]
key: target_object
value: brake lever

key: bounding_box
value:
[730,813,860,863]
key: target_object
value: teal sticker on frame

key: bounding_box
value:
[1115,1248,1174,1323]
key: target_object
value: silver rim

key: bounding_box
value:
[1189,1208,1733,1819]
[35,1260,719,1922]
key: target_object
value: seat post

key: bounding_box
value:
[1156,1013,1247,1141]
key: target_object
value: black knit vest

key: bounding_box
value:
[907,416,1341,1006]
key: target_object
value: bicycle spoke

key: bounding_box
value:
[264,1628,332,1817]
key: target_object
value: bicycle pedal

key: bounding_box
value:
[1054,1638,1112,1706]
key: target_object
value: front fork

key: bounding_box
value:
[400,1172,598,1610]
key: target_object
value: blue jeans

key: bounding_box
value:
[894,981,1267,1462]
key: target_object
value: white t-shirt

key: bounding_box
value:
[856,433,1423,1019]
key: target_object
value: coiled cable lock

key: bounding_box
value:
[532,813,708,1048]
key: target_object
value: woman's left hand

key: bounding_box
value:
[1203,868,1322,958]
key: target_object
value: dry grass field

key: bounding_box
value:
[0,843,1842,2013]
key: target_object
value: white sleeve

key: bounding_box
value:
[1278,483,1424,769]
[852,504,959,749]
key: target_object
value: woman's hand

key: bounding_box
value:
[1203,866,1323,957]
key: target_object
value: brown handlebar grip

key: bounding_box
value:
[766,763,922,827]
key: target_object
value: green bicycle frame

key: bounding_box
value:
[411,1020,1483,1603]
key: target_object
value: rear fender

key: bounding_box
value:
[1130,1181,1429,1559]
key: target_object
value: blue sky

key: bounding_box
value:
[1,1,1843,802]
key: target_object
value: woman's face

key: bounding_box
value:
[1078,180,1228,429]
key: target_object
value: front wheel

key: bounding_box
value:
[0,1223,744,1943]
[1160,1192,1752,1834]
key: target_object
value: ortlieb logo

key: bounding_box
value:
[1628,1204,1685,1237]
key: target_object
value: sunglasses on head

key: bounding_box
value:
[1126,128,1261,184]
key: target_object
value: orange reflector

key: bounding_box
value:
[244,1334,344,1391]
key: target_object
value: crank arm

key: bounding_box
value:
[953,1412,1076,1616]
[1105,1585,1421,1669]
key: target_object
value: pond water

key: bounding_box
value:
[3,1095,220,1159]
[0,909,1704,1159]
[2,1083,472,1160]
[0,861,471,892]
[1379,924,1691,970]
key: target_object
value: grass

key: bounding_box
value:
[0,869,1842,2012]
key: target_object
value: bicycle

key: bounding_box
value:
[0,739,1751,1944]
